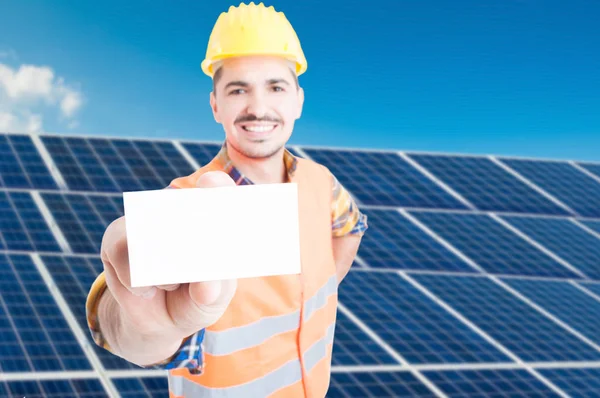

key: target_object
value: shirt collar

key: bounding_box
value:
[214,141,298,185]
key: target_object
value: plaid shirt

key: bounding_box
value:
[86,142,368,374]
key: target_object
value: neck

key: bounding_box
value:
[226,142,287,184]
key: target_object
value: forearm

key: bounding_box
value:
[332,234,363,283]
[97,288,182,367]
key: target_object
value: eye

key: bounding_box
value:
[272,86,285,92]
[228,89,245,95]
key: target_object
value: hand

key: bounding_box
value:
[100,171,238,341]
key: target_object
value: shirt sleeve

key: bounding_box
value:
[330,173,368,237]
[85,273,206,374]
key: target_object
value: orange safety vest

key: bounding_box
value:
[166,155,339,397]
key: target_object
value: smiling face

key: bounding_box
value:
[209,55,304,159]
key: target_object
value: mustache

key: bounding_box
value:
[235,114,282,124]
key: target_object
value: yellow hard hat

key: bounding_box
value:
[201,2,307,78]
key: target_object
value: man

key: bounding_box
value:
[86,2,368,397]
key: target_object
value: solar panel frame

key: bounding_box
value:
[338,270,513,364]
[406,153,571,216]
[500,158,600,218]
[356,208,478,273]
[407,210,582,279]
[0,134,58,190]
[0,253,92,373]
[411,273,600,362]
[422,368,563,398]
[500,215,600,280]
[301,148,470,209]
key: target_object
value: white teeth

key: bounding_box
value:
[242,125,275,132]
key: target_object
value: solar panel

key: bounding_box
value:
[300,148,469,209]
[578,162,600,179]
[501,216,600,280]
[0,253,91,372]
[580,219,600,236]
[40,192,123,254]
[3,131,600,396]
[356,208,477,273]
[407,154,571,216]
[0,134,57,190]
[422,369,562,397]
[412,274,600,362]
[538,368,600,397]
[42,136,191,193]
[0,191,61,252]
[41,255,144,370]
[338,271,511,364]
[503,279,600,346]
[579,282,600,299]
[180,142,222,167]
[408,211,580,279]
[1,379,107,398]
[500,158,600,218]
[112,377,169,397]
[326,371,438,397]
[331,309,398,366]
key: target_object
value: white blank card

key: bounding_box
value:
[123,183,301,287]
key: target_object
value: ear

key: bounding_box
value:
[210,91,221,124]
[296,86,305,119]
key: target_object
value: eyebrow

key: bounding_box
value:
[224,78,291,90]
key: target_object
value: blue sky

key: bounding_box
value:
[1,0,599,161]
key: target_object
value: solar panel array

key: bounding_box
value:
[1,131,599,397]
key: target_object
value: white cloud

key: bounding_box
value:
[0,60,84,133]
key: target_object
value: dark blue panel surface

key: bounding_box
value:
[113,377,169,398]
[358,209,475,272]
[301,148,469,209]
[339,271,511,364]
[539,368,600,398]
[0,191,60,252]
[41,192,123,254]
[4,379,107,397]
[408,154,570,216]
[502,216,600,280]
[42,135,99,192]
[0,254,91,372]
[424,369,561,397]
[409,211,579,278]
[580,219,600,236]
[0,134,57,190]
[412,274,600,362]
[41,255,143,370]
[578,282,600,299]
[579,162,600,180]
[501,159,600,218]
[504,279,600,347]
[332,310,398,366]
[327,371,437,398]
[180,142,222,167]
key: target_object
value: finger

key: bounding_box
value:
[101,216,155,298]
[166,279,237,333]
[157,284,181,292]
[195,170,237,188]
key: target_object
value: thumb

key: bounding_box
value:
[195,170,237,189]
[166,279,237,334]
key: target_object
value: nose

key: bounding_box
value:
[245,91,269,118]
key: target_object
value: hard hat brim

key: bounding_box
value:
[201,53,307,78]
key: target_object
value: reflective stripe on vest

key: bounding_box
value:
[168,319,336,397]
[204,274,338,356]
[168,274,338,397]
